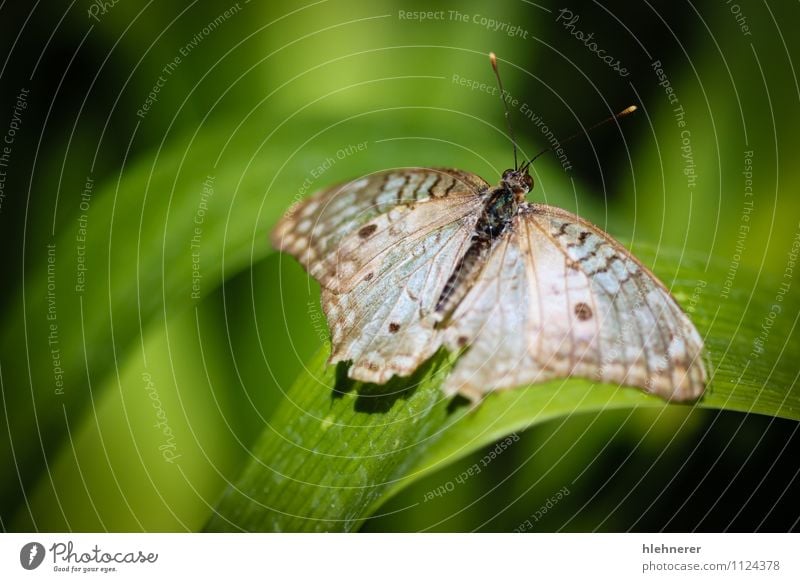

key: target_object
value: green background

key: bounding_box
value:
[0,0,798,532]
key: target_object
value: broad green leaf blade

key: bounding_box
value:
[205,349,459,532]
[206,250,800,532]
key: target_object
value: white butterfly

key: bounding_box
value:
[271,56,706,403]
[271,164,706,402]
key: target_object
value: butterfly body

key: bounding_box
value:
[434,180,522,323]
[272,166,706,402]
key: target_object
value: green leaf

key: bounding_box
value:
[205,349,456,532]
[205,249,800,532]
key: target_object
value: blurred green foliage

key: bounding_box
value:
[1,0,798,532]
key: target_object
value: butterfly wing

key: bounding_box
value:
[324,212,479,382]
[271,168,489,292]
[442,203,706,402]
[271,168,490,383]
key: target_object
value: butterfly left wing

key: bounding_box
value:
[324,210,480,382]
[271,168,489,293]
[272,167,491,383]
[442,203,706,402]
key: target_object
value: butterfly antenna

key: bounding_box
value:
[524,105,637,169]
[489,52,520,170]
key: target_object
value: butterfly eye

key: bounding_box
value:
[524,174,533,190]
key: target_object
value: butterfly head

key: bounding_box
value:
[501,167,533,200]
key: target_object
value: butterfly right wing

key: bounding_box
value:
[441,203,706,402]
[271,168,489,293]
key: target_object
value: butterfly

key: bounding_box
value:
[271,55,706,403]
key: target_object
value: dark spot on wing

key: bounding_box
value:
[363,272,374,282]
[457,335,469,347]
[574,302,593,321]
[358,224,378,238]
[389,322,400,333]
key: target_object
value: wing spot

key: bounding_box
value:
[388,323,401,333]
[358,224,378,238]
[457,335,469,347]
[388,207,408,222]
[363,272,374,282]
[574,302,593,321]
[300,200,319,217]
[339,261,357,278]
